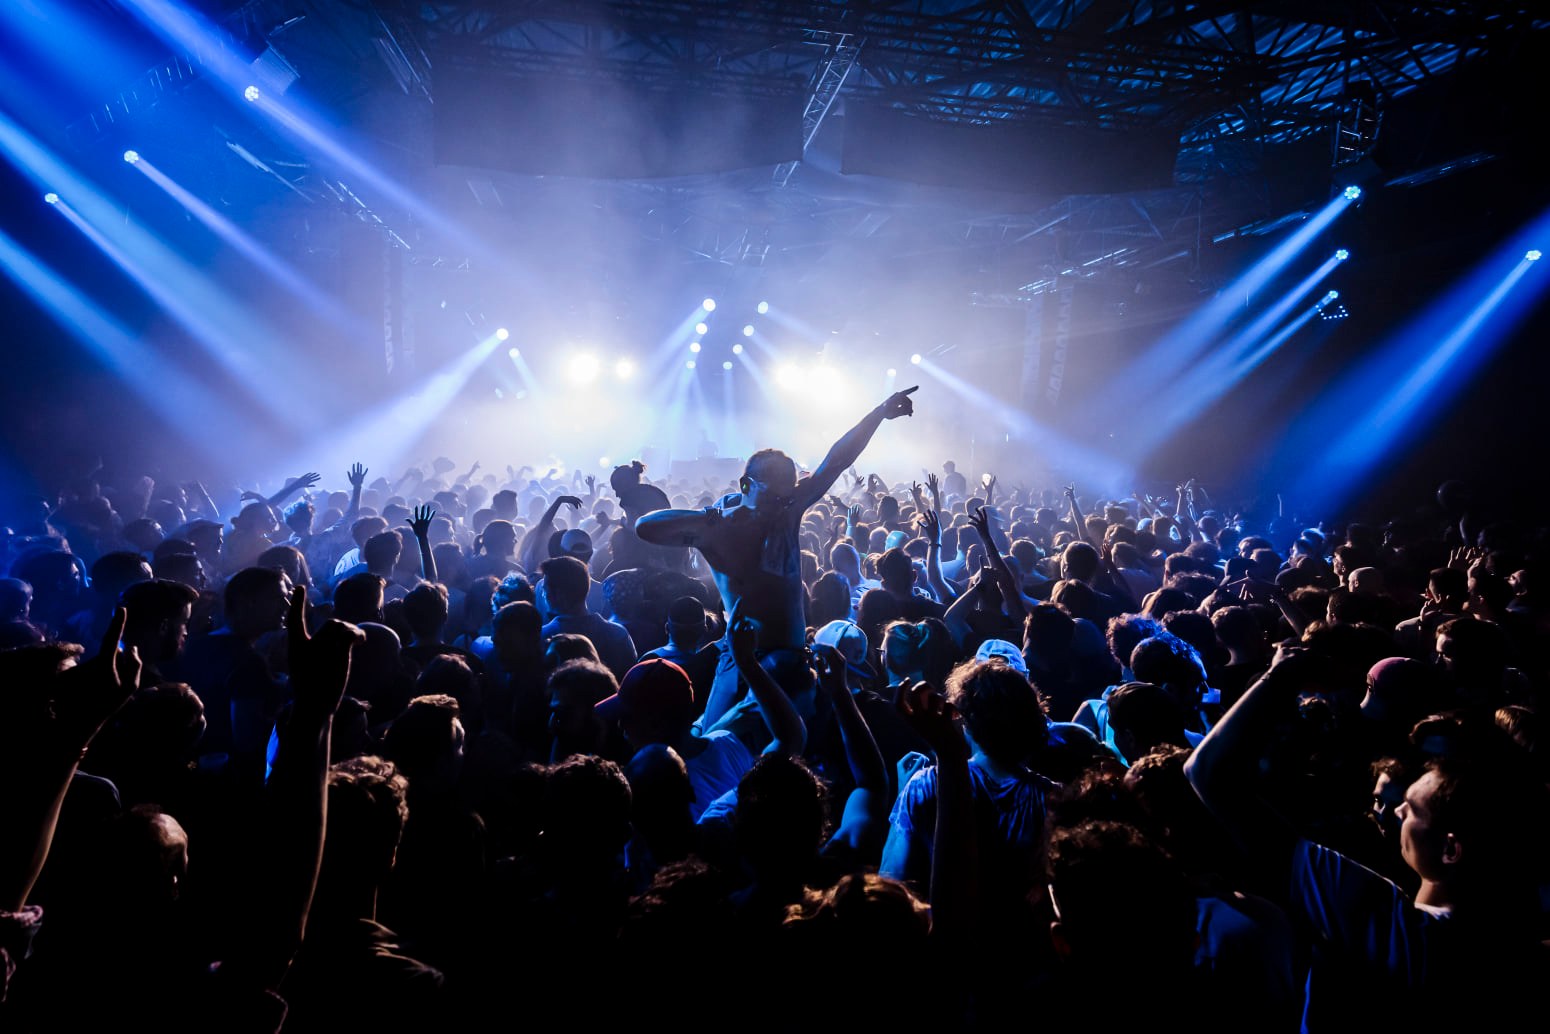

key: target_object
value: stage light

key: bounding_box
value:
[43,192,59,205]
[1335,249,1349,261]
[910,353,922,365]
[599,456,611,467]
[722,360,733,371]
[243,84,260,102]
[686,359,696,369]
[1343,185,1362,200]
[776,364,802,389]
[886,368,897,377]
[689,342,701,353]
[695,322,708,336]
[702,298,716,311]
[508,347,521,358]
[731,343,744,355]
[123,150,140,164]
[757,301,769,314]
[1323,290,1340,304]
[566,354,600,385]
[742,325,754,337]
[1528,250,1542,262]
[614,358,637,379]
[495,327,509,341]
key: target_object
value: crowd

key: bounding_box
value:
[1,395,1546,1031]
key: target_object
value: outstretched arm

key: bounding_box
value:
[798,388,918,505]
[635,506,718,549]
[518,494,580,573]
[266,472,321,509]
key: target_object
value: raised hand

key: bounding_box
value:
[1065,483,1078,501]
[880,386,918,420]
[847,504,861,524]
[286,586,365,721]
[911,480,925,507]
[347,463,368,489]
[557,495,582,511]
[14,608,142,758]
[290,472,322,491]
[409,505,436,539]
[585,474,596,494]
[241,490,265,502]
[926,471,940,503]
[728,610,760,666]
[968,505,994,544]
[895,681,967,761]
[813,644,849,702]
[918,508,941,545]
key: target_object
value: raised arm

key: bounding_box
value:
[919,509,957,605]
[266,472,321,509]
[343,463,366,524]
[968,507,1026,620]
[896,682,977,940]
[408,506,437,583]
[518,494,580,573]
[799,388,918,504]
[727,613,806,756]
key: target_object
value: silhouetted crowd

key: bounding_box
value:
[1,456,1546,1031]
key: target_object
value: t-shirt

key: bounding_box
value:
[542,612,638,680]
[685,729,755,822]
[883,757,1055,908]
[1290,839,1544,1030]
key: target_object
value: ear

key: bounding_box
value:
[1441,833,1463,867]
[1048,920,1072,960]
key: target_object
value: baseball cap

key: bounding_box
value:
[548,528,594,562]
[596,657,694,723]
[975,638,1028,675]
[813,619,876,679]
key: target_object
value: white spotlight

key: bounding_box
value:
[686,360,697,370]
[756,301,769,314]
[731,343,744,355]
[742,325,755,337]
[508,347,521,359]
[1527,250,1543,262]
[910,353,922,365]
[495,327,510,341]
[722,360,733,371]
[775,364,802,389]
[886,368,897,377]
[702,298,717,311]
[43,192,59,205]
[243,85,261,102]
[566,354,600,385]
[695,322,709,336]
[614,358,637,379]
[689,342,701,353]
[123,150,140,165]
[599,456,611,467]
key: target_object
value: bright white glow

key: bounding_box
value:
[731,343,744,355]
[722,360,733,371]
[43,192,59,205]
[599,456,611,467]
[495,327,509,341]
[614,358,637,379]
[686,359,697,370]
[702,298,716,311]
[910,353,922,365]
[508,347,521,358]
[1527,250,1542,262]
[886,367,897,377]
[123,149,140,164]
[689,342,701,353]
[243,85,261,102]
[494,388,504,398]
[1343,185,1362,200]
[695,322,708,336]
[1335,249,1349,261]
[566,354,601,385]
[756,301,769,314]
[1324,290,1340,302]
[742,325,755,337]
[775,364,802,389]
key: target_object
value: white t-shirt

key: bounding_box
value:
[685,729,755,822]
